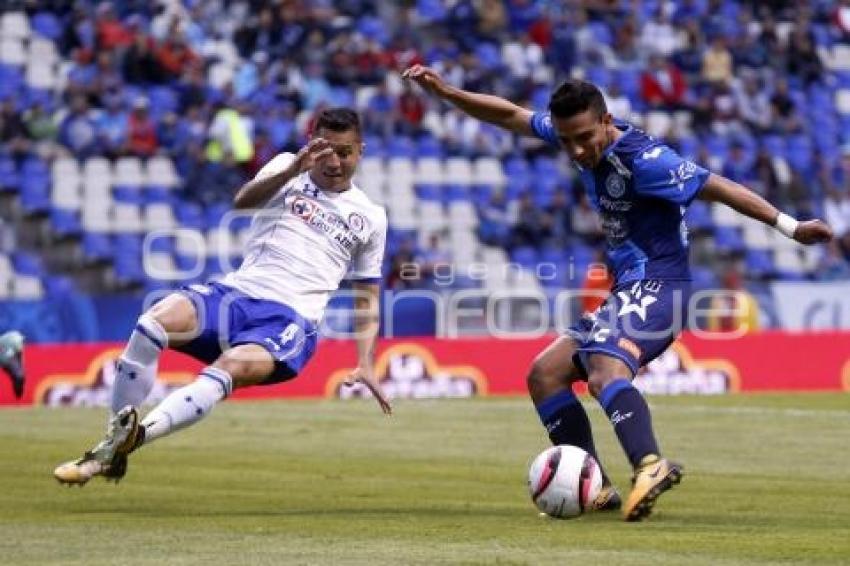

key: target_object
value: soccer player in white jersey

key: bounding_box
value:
[55,108,391,485]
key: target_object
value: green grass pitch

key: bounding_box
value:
[1,394,848,565]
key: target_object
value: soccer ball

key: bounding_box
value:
[527,445,602,519]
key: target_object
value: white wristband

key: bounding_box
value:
[774,213,798,239]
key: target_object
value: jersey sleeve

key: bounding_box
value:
[347,208,387,283]
[254,152,296,181]
[632,145,709,205]
[529,112,560,147]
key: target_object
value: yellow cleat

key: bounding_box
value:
[591,483,622,511]
[622,455,683,522]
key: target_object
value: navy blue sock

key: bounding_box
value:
[535,390,610,483]
[598,379,659,468]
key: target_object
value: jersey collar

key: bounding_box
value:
[600,121,632,159]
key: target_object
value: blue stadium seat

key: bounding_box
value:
[114,255,145,285]
[175,202,204,230]
[12,251,45,277]
[205,202,231,230]
[42,275,76,297]
[416,134,443,158]
[443,184,468,203]
[113,185,144,204]
[386,136,416,158]
[510,246,538,270]
[745,249,775,279]
[50,209,82,238]
[0,155,19,192]
[470,183,493,206]
[761,135,786,158]
[475,43,503,71]
[415,183,442,201]
[363,135,385,158]
[714,226,746,255]
[786,135,813,174]
[690,266,718,291]
[539,245,567,265]
[144,185,172,203]
[31,12,63,40]
[81,233,113,263]
[19,176,50,214]
[417,0,447,23]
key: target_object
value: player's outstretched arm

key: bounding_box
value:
[345,281,392,415]
[233,138,334,209]
[699,173,833,245]
[402,64,535,136]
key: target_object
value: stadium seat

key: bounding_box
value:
[745,249,775,279]
[0,12,30,39]
[472,157,505,186]
[414,158,443,184]
[30,12,62,40]
[10,275,44,299]
[0,156,20,192]
[42,274,75,297]
[112,204,143,233]
[81,233,113,263]
[50,209,82,238]
[0,39,26,66]
[12,251,44,277]
[144,203,176,231]
[714,226,746,255]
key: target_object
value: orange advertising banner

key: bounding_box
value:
[2,332,849,407]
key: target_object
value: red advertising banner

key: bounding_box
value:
[1,332,849,406]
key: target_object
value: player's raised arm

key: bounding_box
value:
[402,64,535,136]
[345,281,391,415]
[233,138,334,209]
[698,173,833,245]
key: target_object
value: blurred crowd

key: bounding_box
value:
[2,0,850,290]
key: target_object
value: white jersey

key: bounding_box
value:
[221,153,387,322]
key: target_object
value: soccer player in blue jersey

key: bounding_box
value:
[403,66,833,521]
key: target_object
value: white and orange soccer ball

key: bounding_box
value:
[527,445,602,519]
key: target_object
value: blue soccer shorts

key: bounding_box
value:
[173,282,318,384]
[567,279,690,377]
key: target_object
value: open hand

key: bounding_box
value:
[344,367,392,415]
[292,138,334,175]
[794,219,833,245]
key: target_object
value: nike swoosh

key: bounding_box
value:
[648,464,663,479]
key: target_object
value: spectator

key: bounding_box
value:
[832,0,850,40]
[769,78,803,134]
[641,54,687,110]
[639,7,681,57]
[734,74,772,133]
[707,268,761,333]
[722,141,756,184]
[123,32,165,84]
[0,100,31,159]
[571,193,603,244]
[397,83,426,135]
[386,238,421,290]
[824,187,850,241]
[207,103,254,165]
[126,97,158,157]
[23,103,58,146]
[95,91,128,156]
[59,95,98,158]
[95,2,133,51]
[156,30,198,80]
[786,29,824,86]
[511,193,552,249]
[816,240,850,280]
[581,250,614,315]
[701,36,734,86]
[478,191,511,248]
[416,233,453,288]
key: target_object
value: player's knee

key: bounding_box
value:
[214,348,274,387]
[526,359,562,400]
[146,294,197,335]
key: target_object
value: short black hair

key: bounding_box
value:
[314,107,361,136]
[548,79,608,120]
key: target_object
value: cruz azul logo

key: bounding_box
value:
[326,343,487,400]
[290,196,363,250]
[34,349,194,407]
[633,341,740,395]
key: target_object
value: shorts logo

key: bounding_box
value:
[291,197,315,220]
[617,282,658,322]
[618,338,642,360]
[189,284,212,295]
[605,173,626,198]
[348,212,366,234]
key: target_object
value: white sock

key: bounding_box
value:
[111,314,168,413]
[140,367,233,446]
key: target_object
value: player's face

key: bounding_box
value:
[310,127,363,192]
[552,110,613,169]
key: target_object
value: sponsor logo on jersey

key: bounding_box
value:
[605,173,626,198]
[290,196,363,250]
[348,212,366,234]
[599,195,632,211]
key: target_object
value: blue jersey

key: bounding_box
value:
[530,113,710,283]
